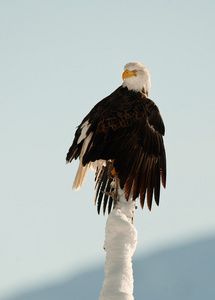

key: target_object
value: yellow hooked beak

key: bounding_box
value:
[122,69,137,80]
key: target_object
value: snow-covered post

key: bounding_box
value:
[99,179,138,300]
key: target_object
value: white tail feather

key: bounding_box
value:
[72,132,93,190]
[72,162,90,190]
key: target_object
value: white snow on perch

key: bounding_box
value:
[99,188,137,300]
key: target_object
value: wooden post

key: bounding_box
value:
[99,177,137,300]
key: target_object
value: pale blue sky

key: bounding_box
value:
[1,0,215,298]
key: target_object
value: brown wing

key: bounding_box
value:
[66,86,166,211]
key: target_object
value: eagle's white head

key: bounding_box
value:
[122,62,151,96]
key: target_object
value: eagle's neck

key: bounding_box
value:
[122,75,151,95]
[141,90,149,98]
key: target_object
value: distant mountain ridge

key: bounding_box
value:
[4,236,215,300]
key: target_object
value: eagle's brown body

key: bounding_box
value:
[66,85,166,213]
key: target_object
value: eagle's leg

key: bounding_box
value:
[112,177,136,224]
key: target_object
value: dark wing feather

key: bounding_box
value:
[94,161,114,215]
[66,85,166,212]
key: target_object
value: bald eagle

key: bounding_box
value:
[66,62,166,213]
